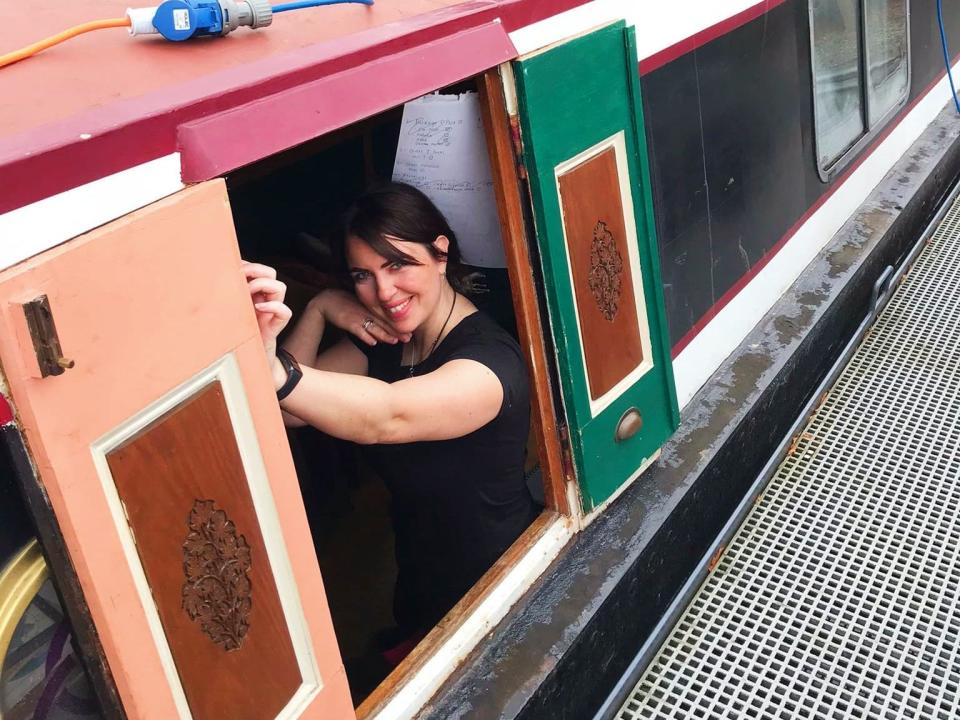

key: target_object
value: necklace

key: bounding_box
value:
[408,289,456,376]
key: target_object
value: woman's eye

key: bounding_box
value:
[351,271,370,283]
[389,261,407,271]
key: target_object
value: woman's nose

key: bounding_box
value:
[376,275,394,303]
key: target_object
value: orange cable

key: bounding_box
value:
[0,17,131,70]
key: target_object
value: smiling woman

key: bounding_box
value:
[244,181,538,692]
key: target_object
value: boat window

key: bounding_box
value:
[809,0,909,180]
[226,75,560,709]
[864,1,910,125]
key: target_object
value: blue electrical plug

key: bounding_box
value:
[127,0,370,42]
[128,0,272,41]
[153,0,224,41]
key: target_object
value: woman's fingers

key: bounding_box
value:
[363,320,401,345]
[242,263,287,315]
[241,261,277,281]
[352,319,383,346]
[253,300,292,340]
[320,293,400,345]
[247,277,287,305]
[355,326,378,346]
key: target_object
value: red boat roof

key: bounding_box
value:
[0,0,466,136]
[0,0,585,213]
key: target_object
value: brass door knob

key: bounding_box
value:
[615,407,643,442]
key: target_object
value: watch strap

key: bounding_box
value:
[275,348,303,401]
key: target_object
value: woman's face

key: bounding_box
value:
[346,234,448,335]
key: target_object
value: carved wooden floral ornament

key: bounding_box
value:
[588,220,624,321]
[181,499,253,651]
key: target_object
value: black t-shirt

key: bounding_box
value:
[353,311,537,630]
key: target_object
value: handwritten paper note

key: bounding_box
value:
[392,93,506,268]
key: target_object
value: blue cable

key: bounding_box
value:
[937,0,960,115]
[273,0,372,12]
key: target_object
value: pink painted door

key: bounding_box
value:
[0,181,355,720]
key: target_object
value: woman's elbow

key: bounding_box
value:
[360,414,410,445]
[281,409,308,428]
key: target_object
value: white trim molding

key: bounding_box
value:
[673,71,960,408]
[630,1,768,62]
[508,0,766,60]
[509,0,628,56]
[0,154,183,273]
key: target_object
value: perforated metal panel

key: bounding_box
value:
[618,197,960,720]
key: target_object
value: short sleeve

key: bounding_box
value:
[445,322,528,416]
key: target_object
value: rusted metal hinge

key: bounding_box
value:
[558,423,576,483]
[22,295,74,377]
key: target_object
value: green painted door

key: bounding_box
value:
[513,21,679,510]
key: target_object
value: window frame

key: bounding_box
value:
[809,0,912,182]
[309,67,579,719]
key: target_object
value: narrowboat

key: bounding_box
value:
[2,0,960,718]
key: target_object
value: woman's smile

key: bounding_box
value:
[384,296,413,321]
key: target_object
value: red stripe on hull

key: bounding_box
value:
[670,52,960,358]
[639,0,789,76]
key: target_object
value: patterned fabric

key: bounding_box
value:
[1,580,102,719]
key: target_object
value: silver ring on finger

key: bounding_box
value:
[361,317,375,332]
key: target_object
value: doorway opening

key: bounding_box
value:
[226,69,570,708]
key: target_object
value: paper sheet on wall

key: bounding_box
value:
[392,93,507,268]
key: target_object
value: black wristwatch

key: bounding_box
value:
[275,348,303,401]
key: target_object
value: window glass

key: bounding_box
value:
[811,0,865,169]
[864,0,909,125]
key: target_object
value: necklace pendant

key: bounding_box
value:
[404,290,456,379]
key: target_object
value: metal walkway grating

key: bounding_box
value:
[618,196,960,720]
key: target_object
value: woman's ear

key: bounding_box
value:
[433,235,450,254]
[433,235,450,273]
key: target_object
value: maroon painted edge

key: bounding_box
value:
[638,0,789,76]
[179,22,516,181]
[0,0,588,216]
[0,0,791,212]
[0,393,13,425]
[670,57,960,358]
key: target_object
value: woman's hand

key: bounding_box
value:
[243,261,292,359]
[311,289,411,346]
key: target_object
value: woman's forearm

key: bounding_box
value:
[281,297,327,366]
[278,364,399,444]
[270,356,502,444]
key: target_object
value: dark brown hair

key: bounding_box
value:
[341,182,468,290]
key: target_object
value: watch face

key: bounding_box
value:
[0,542,103,720]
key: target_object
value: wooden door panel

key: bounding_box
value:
[107,382,301,720]
[0,181,354,719]
[557,144,648,402]
[514,22,680,509]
